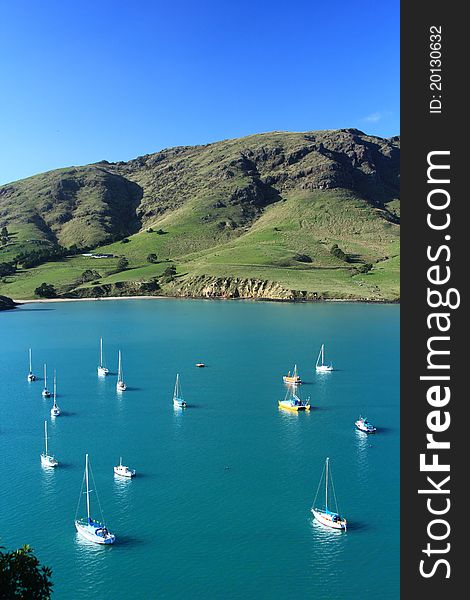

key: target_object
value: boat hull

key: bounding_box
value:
[51,408,60,417]
[42,390,51,398]
[311,508,347,530]
[114,467,136,477]
[355,422,376,433]
[75,520,115,544]
[278,400,310,412]
[116,382,127,392]
[97,366,109,376]
[316,366,333,373]
[283,377,301,385]
[27,374,36,382]
[41,454,58,468]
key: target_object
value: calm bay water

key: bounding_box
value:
[0,299,399,599]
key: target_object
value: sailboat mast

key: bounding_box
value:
[118,351,121,381]
[321,345,325,366]
[325,457,329,510]
[29,348,32,372]
[100,338,103,368]
[53,372,57,406]
[44,364,47,388]
[85,454,90,521]
[44,421,48,455]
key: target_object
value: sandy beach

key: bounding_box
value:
[15,295,168,304]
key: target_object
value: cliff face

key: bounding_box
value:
[166,275,385,301]
[66,275,386,302]
[168,275,296,300]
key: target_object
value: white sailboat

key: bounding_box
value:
[40,420,58,468]
[97,337,109,376]
[27,348,36,381]
[315,344,334,372]
[173,374,187,408]
[75,454,115,545]
[116,350,126,392]
[114,457,136,478]
[50,372,61,417]
[311,458,347,531]
[42,364,51,398]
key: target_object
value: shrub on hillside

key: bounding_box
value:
[160,265,177,283]
[330,244,349,262]
[117,257,129,271]
[34,283,57,298]
[0,261,16,277]
[295,254,312,263]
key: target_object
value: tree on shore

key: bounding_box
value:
[0,545,53,599]
[147,253,158,264]
[34,283,57,298]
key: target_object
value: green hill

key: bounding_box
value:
[0,129,400,301]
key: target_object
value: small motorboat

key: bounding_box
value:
[355,416,377,433]
[195,363,205,368]
[114,457,136,478]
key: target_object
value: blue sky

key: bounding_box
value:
[0,0,399,184]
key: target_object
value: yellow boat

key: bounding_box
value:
[278,388,310,412]
[283,363,301,385]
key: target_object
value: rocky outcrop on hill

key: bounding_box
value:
[0,295,16,310]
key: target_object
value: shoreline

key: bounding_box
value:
[13,295,399,305]
[15,295,167,304]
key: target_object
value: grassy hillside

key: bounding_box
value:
[0,129,400,301]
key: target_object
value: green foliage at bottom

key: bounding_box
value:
[0,545,53,599]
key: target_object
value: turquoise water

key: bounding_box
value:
[0,300,399,599]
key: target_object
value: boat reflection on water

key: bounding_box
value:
[355,428,373,483]
[355,427,372,451]
[277,401,307,455]
[40,462,56,496]
[113,469,133,504]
